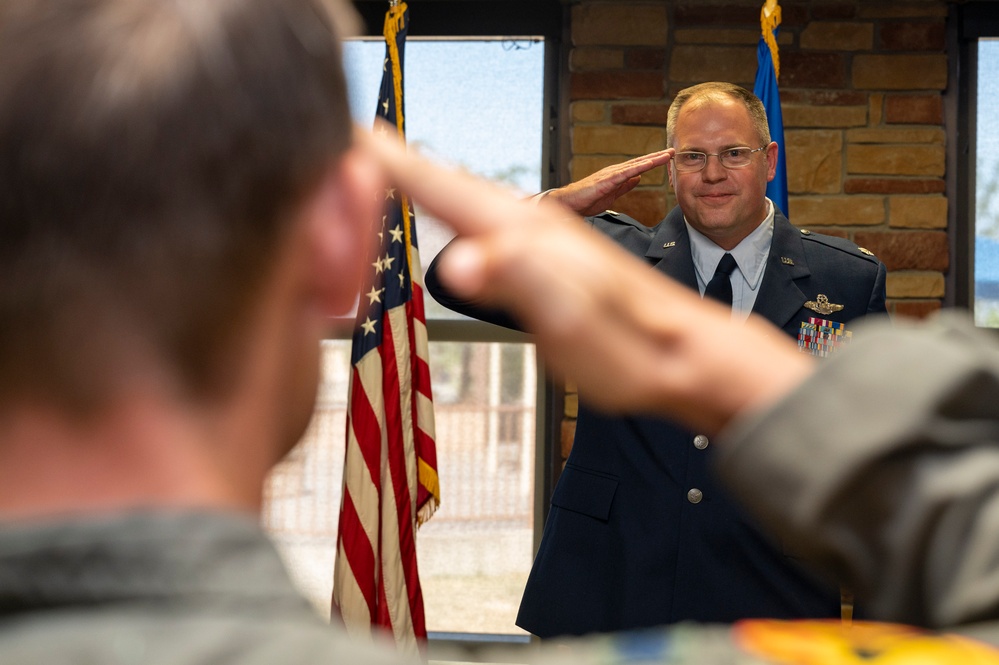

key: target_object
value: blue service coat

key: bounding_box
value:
[425,205,888,637]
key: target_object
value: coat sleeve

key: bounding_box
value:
[868,260,888,315]
[424,240,524,331]
[716,314,999,629]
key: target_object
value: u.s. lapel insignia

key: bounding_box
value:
[663,241,676,249]
[804,294,844,315]
[781,256,794,265]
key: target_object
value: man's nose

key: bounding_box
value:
[700,154,728,181]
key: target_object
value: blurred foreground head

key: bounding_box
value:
[0,0,359,415]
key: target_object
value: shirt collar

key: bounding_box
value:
[686,198,775,290]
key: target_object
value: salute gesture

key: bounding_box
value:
[545,149,674,216]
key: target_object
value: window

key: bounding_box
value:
[262,1,562,647]
[958,3,999,326]
[975,39,999,326]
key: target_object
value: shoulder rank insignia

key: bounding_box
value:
[781,256,794,265]
[858,247,874,256]
[663,241,676,249]
[804,294,844,315]
[800,229,812,235]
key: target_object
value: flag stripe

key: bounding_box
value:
[348,362,384,489]
[381,320,419,639]
[335,491,377,621]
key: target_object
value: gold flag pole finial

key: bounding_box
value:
[760,0,781,80]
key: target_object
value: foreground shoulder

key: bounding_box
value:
[798,228,881,266]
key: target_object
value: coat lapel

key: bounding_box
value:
[645,207,698,290]
[640,207,812,332]
[752,212,810,331]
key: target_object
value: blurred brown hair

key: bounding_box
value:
[0,0,357,412]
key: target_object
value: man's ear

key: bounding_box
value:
[305,147,384,317]
[765,141,779,183]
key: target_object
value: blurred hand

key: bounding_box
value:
[357,127,813,434]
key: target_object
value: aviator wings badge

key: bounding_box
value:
[804,294,844,315]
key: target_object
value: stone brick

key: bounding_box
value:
[870,93,884,125]
[880,21,946,51]
[790,196,884,227]
[674,29,764,46]
[812,3,857,20]
[674,3,758,27]
[885,271,946,299]
[669,45,757,84]
[561,419,576,460]
[625,48,667,70]
[780,90,867,106]
[780,3,810,27]
[846,127,945,144]
[889,195,948,229]
[570,155,629,182]
[853,54,947,90]
[800,21,874,51]
[564,392,578,419]
[846,144,945,177]
[571,71,664,101]
[571,47,625,71]
[783,104,867,128]
[573,125,666,155]
[844,178,946,194]
[884,94,944,125]
[857,2,948,19]
[571,156,666,186]
[611,103,670,126]
[572,101,607,123]
[572,3,669,47]
[853,231,949,271]
[615,188,668,224]
[891,300,942,319]
[780,52,848,88]
[785,129,843,194]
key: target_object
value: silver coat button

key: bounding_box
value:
[693,434,709,449]
[687,488,703,504]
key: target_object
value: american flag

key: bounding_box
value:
[332,2,439,656]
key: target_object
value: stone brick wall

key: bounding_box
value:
[559,0,949,464]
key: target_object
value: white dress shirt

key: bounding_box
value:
[686,198,776,321]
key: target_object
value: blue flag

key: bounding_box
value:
[754,20,788,217]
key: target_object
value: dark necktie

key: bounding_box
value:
[703,253,737,306]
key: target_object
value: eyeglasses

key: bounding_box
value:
[672,146,767,173]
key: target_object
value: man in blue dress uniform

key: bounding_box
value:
[427,82,888,638]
